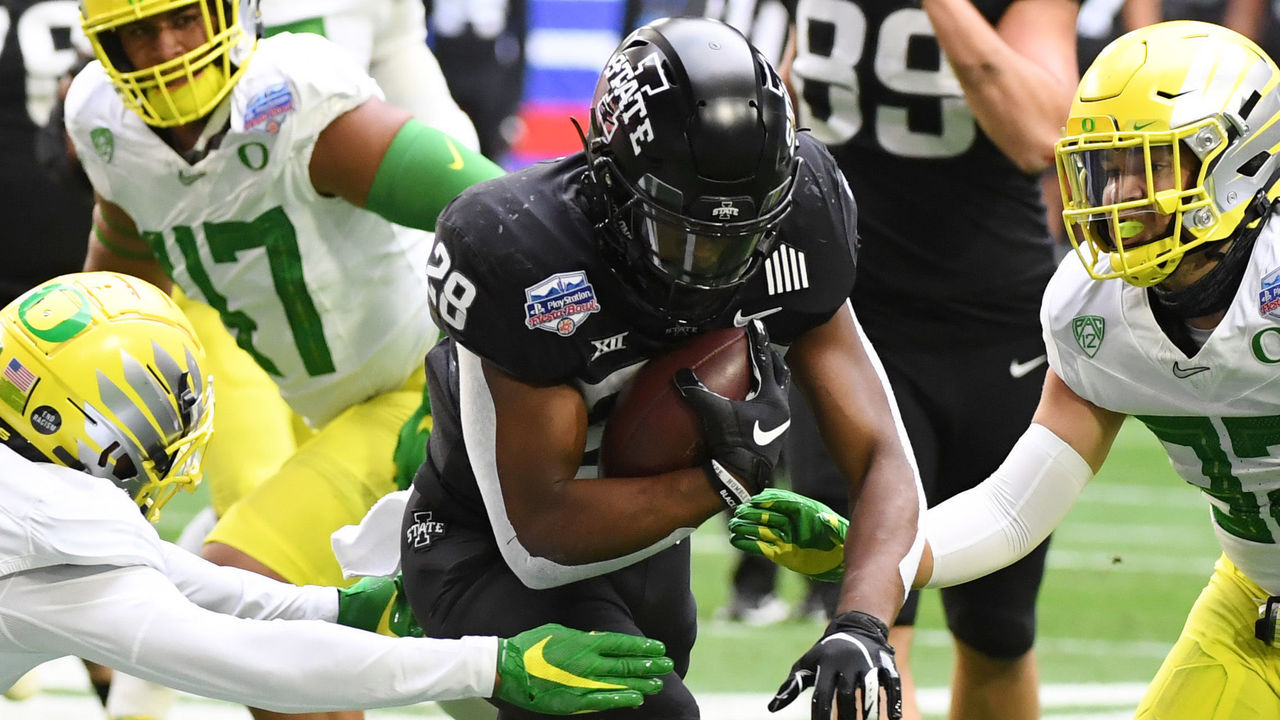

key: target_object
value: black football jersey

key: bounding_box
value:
[791,0,1065,348]
[418,132,858,515]
[1,0,93,304]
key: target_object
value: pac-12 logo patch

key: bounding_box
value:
[1260,267,1280,319]
[1072,315,1105,358]
[524,271,600,336]
[244,83,294,134]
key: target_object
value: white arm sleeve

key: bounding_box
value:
[159,543,338,622]
[458,345,694,590]
[2,564,496,712]
[372,0,481,150]
[924,423,1092,588]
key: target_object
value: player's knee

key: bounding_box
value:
[945,602,1036,659]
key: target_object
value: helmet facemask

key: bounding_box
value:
[584,17,800,326]
[81,0,259,127]
[590,151,798,324]
[1058,126,1215,287]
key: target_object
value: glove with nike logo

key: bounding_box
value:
[674,320,791,509]
[494,623,674,715]
[770,611,903,720]
[728,488,849,582]
[336,574,424,638]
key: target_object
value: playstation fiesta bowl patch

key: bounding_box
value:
[524,271,600,336]
[245,83,294,134]
[1261,267,1280,319]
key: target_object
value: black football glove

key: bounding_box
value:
[769,611,903,720]
[673,320,790,509]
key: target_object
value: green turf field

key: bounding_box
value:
[136,417,1213,719]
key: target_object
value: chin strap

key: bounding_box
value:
[1150,191,1276,319]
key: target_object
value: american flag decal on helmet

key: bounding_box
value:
[764,244,809,295]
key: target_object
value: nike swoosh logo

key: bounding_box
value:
[1171,361,1210,379]
[753,419,791,446]
[1008,354,1047,379]
[523,636,625,690]
[1133,120,1157,130]
[177,169,206,185]
[733,307,781,327]
[444,138,465,170]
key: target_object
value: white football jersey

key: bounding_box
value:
[259,0,479,149]
[0,442,498,707]
[0,445,166,577]
[1044,216,1280,593]
[66,33,435,427]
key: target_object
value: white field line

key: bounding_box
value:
[689,533,1217,576]
[4,658,1148,720]
[1045,549,1217,576]
[1053,520,1216,548]
[1075,482,1203,509]
[699,621,1174,659]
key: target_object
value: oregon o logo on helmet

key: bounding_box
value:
[596,49,673,154]
[17,284,93,343]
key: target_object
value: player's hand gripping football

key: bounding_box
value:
[674,320,790,508]
[771,611,903,720]
[494,623,673,714]
[336,574,423,638]
[729,488,849,582]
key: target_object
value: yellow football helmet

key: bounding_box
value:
[80,0,259,127]
[1056,21,1280,287]
[0,272,214,521]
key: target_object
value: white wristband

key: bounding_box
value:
[707,460,753,509]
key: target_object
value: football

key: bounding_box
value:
[599,327,750,477]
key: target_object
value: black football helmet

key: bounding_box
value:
[585,17,799,325]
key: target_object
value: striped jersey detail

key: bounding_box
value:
[764,244,809,295]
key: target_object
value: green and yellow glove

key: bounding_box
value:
[494,623,673,715]
[335,575,423,638]
[727,488,849,582]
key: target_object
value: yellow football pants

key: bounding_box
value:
[1136,555,1280,720]
[177,290,419,587]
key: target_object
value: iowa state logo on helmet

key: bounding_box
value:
[595,47,673,155]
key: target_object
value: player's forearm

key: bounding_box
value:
[493,470,714,589]
[85,202,172,291]
[161,543,337,622]
[34,566,497,712]
[922,0,1077,173]
[836,456,924,622]
[141,620,497,712]
[524,469,723,560]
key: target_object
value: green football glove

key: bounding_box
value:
[335,575,423,638]
[494,623,673,715]
[727,488,849,582]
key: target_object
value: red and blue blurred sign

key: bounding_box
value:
[507,0,625,168]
